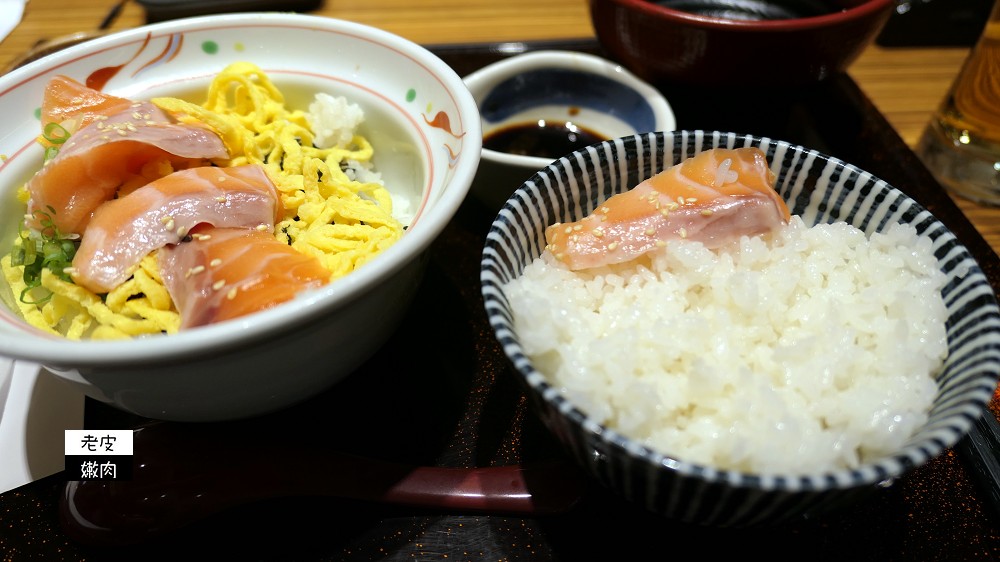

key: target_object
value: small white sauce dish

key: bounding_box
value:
[463,50,676,212]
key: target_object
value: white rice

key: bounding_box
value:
[503,216,949,474]
[307,92,365,149]
[306,93,414,225]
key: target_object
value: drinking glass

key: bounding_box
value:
[916,0,1000,205]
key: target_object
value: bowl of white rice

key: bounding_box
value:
[480,130,1000,526]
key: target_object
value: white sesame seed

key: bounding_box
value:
[700,209,714,216]
[607,242,618,250]
[209,258,222,267]
[226,287,238,300]
[212,280,226,290]
[679,228,688,238]
[176,225,189,238]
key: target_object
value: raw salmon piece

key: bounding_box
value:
[545,147,791,270]
[70,165,280,294]
[38,75,134,148]
[157,226,331,329]
[25,101,229,235]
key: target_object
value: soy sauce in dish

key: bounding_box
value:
[652,0,836,20]
[483,120,607,159]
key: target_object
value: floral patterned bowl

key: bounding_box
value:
[0,13,481,421]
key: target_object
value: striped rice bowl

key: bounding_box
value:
[480,130,1000,527]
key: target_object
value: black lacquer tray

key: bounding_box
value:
[2,39,1000,561]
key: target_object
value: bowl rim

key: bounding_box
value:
[0,12,482,366]
[598,0,897,31]
[480,129,1000,491]
[463,50,676,170]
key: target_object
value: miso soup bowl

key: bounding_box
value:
[480,130,1000,526]
[589,0,897,87]
[0,13,482,422]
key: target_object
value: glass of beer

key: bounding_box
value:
[916,0,1000,206]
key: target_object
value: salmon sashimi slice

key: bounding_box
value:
[70,165,280,294]
[157,226,331,329]
[544,147,791,270]
[25,101,229,235]
[38,75,134,148]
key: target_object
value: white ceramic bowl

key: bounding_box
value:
[0,13,482,421]
[481,130,1000,526]
[463,50,675,212]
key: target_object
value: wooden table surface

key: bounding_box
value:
[0,0,994,252]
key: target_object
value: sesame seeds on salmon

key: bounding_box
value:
[157,225,331,329]
[69,165,280,294]
[37,75,134,150]
[25,100,229,235]
[544,147,791,270]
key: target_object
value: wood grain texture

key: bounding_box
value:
[0,0,996,251]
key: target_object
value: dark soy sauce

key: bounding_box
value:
[652,0,838,20]
[483,120,607,159]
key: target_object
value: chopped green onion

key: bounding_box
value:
[42,122,71,145]
[12,207,79,305]
[41,122,71,161]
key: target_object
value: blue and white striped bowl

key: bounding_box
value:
[480,130,1000,527]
